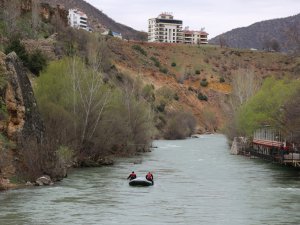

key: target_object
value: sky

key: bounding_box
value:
[85,0,300,38]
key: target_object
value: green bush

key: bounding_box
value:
[156,102,166,112]
[200,79,208,87]
[27,50,48,76]
[198,93,208,101]
[171,62,176,67]
[142,84,155,102]
[5,39,29,63]
[159,67,168,74]
[150,56,160,67]
[174,93,179,101]
[4,39,47,76]
[0,101,8,120]
[132,45,147,56]
[220,77,225,83]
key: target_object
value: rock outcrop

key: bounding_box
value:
[0,51,44,183]
[36,175,53,186]
[5,52,44,140]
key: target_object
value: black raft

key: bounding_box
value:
[129,177,153,186]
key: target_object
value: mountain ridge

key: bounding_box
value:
[210,13,300,52]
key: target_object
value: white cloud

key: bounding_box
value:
[86,0,300,38]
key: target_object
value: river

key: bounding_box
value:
[1,134,300,225]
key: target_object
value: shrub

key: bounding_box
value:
[164,111,197,139]
[220,77,225,83]
[195,70,201,75]
[150,56,160,67]
[171,62,176,67]
[27,50,48,76]
[156,102,166,112]
[5,39,29,64]
[200,79,208,87]
[132,45,147,56]
[198,93,208,101]
[5,39,47,76]
[159,67,168,74]
[174,93,179,101]
[142,84,155,102]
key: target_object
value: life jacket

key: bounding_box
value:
[131,173,136,178]
[146,173,152,180]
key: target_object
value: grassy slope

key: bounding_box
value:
[109,39,298,132]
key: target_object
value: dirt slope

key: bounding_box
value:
[108,39,299,132]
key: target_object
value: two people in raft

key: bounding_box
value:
[127,171,154,184]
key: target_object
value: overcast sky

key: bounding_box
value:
[85,0,300,38]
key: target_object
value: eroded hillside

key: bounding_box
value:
[108,39,300,132]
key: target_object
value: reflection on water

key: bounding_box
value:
[0,135,300,225]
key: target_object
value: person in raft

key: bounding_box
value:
[145,172,154,184]
[127,171,137,180]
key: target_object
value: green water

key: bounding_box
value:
[1,135,300,225]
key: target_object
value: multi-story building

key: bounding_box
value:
[148,13,183,43]
[68,9,89,31]
[183,27,209,45]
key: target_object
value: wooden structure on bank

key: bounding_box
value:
[233,126,300,168]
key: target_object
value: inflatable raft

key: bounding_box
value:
[129,177,153,186]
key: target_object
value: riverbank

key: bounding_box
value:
[0,177,25,191]
[231,137,300,169]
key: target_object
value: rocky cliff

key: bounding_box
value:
[0,51,44,189]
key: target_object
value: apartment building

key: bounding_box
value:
[183,28,209,45]
[148,13,183,43]
[68,9,89,31]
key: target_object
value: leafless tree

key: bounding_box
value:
[230,67,261,110]
[67,37,112,148]
[224,68,262,140]
[2,0,21,37]
[31,0,40,37]
[219,36,228,48]
[285,23,300,56]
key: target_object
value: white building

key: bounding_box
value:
[148,13,183,43]
[183,27,209,45]
[102,30,123,39]
[68,9,89,31]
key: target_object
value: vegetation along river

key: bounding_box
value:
[1,135,300,225]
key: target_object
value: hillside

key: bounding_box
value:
[210,13,300,53]
[43,0,143,40]
[107,39,300,132]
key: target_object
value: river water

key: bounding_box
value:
[1,135,300,225]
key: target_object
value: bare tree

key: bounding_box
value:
[219,36,228,48]
[202,109,218,132]
[67,37,112,148]
[285,23,300,56]
[224,67,262,139]
[230,67,261,110]
[31,0,40,37]
[2,0,21,37]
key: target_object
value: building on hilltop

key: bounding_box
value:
[183,27,209,45]
[68,9,91,31]
[148,13,183,43]
[102,30,123,39]
[148,13,208,45]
